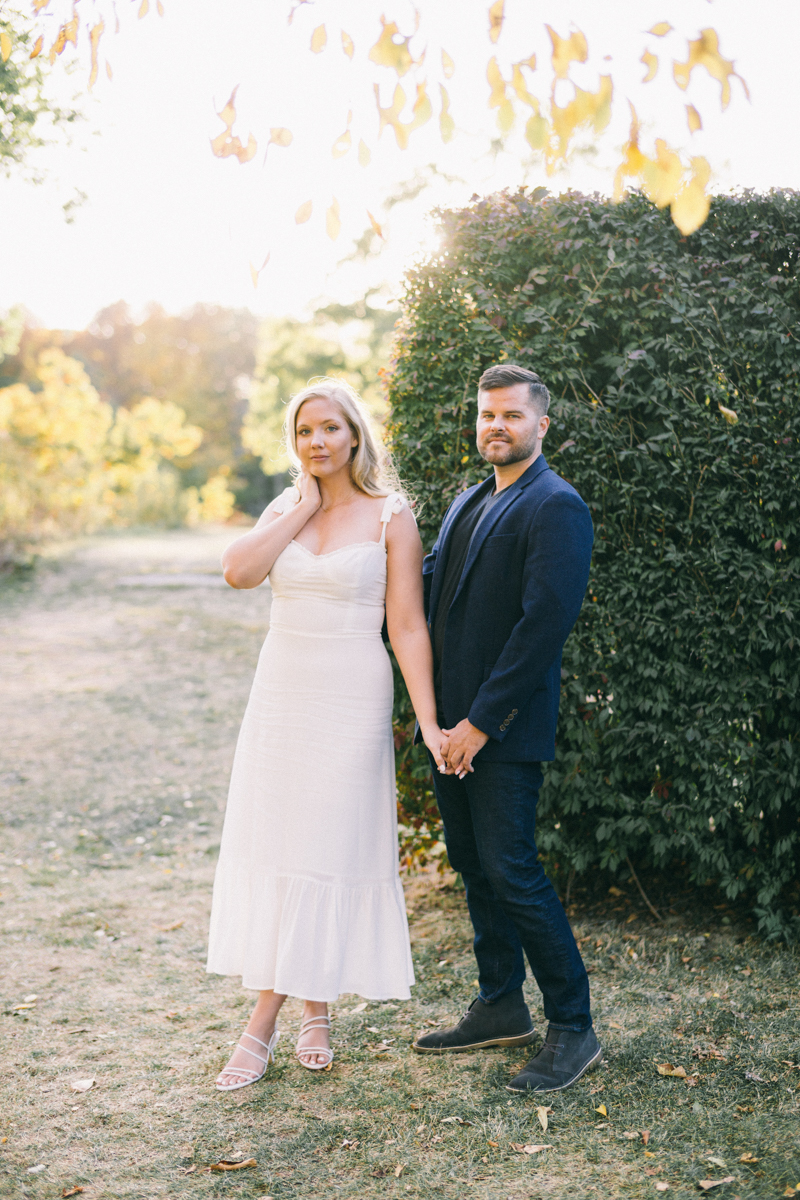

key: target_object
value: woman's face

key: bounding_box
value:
[295,397,358,478]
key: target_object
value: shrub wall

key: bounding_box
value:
[387,189,800,937]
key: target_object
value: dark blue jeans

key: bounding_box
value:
[429,756,592,1032]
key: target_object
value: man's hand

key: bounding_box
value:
[441,719,489,779]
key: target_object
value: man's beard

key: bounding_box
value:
[478,431,538,464]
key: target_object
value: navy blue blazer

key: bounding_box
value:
[421,455,593,763]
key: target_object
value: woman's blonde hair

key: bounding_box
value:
[284,377,405,500]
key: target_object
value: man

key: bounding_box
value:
[413,363,601,1093]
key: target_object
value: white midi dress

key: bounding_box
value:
[206,489,415,1001]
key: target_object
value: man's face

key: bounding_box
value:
[476,384,549,465]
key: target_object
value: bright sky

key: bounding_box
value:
[1,0,798,331]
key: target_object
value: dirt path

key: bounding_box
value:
[1,530,798,1200]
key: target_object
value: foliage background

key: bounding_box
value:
[386,187,799,937]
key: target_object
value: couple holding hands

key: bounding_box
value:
[206,362,602,1096]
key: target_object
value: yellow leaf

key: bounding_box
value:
[88,22,104,88]
[673,28,748,110]
[374,82,409,149]
[488,0,504,44]
[249,253,269,288]
[671,155,711,235]
[106,61,113,81]
[641,138,683,209]
[439,84,454,143]
[536,1105,553,1132]
[138,0,149,18]
[326,197,341,241]
[1,32,12,62]
[30,34,43,59]
[358,139,371,167]
[295,200,313,224]
[341,30,354,59]
[547,25,588,80]
[526,113,548,151]
[269,127,293,148]
[487,57,514,133]
[656,1063,687,1077]
[550,75,612,162]
[595,1104,608,1116]
[369,16,415,77]
[394,1164,404,1178]
[649,22,673,37]
[442,48,455,78]
[698,1180,735,1192]
[511,1144,553,1154]
[208,1159,257,1172]
[157,1,165,15]
[641,50,658,83]
[367,211,384,239]
[511,58,538,108]
[211,88,259,164]
[686,104,702,133]
[310,24,327,54]
[407,79,432,133]
[332,129,352,158]
[717,403,738,425]
[739,1153,760,1163]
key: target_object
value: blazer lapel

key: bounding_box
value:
[429,476,494,622]
[450,455,551,606]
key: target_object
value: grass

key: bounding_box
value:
[0,527,798,1200]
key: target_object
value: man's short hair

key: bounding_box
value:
[478,363,550,417]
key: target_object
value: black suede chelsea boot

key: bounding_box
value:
[506,1024,602,1093]
[413,988,536,1054]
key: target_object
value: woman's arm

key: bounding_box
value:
[222,474,320,589]
[385,507,448,773]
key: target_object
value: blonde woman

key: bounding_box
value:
[207,378,446,1088]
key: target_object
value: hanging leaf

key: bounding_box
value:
[369,17,415,77]
[649,22,673,37]
[642,138,683,208]
[550,76,612,162]
[358,139,371,167]
[441,49,455,79]
[269,127,293,148]
[29,35,43,60]
[1,32,12,62]
[332,130,351,157]
[487,58,514,133]
[326,197,341,240]
[106,61,113,81]
[717,401,738,424]
[310,24,327,54]
[157,1,165,15]
[613,103,647,199]
[249,253,269,289]
[367,210,384,239]
[526,112,548,150]
[211,88,259,164]
[641,50,658,82]
[295,200,313,223]
[671,155,711,234]
[439,84,454,143]
[31,0,51,12]
[88,22,104,88]
[686,104,702,133]
[341,30,354,59]
[374,82,409,149]
[488,0,504,44]
[673,28,748,110]
[547,26,588,79]
[407,79,432,133]
[138,0,149,18]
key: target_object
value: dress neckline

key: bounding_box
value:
[290,538,386,560]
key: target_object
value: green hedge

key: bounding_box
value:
[387,189,800,937]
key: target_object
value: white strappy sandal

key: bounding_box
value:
[215,1028,280,1092]
[295,1015,334,1071]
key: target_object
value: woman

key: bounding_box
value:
[207,378,446,1089]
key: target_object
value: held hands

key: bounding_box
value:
[440,719,489,780]
[420,723,450,775]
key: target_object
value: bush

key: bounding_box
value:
[387,188,800,936]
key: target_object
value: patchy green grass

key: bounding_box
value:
[1,530,798,1200]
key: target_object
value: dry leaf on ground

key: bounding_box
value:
[62,1189,84,1197]
[208,1159,256,1172]
[394,1164,404,1177]
[622,1131,639,1140]
[157,920,183,931]
[511,1143,553,1155]
[698,1179,735,1191]
[655,1185,670,1193]
[738,1152,759,1163]
[349,1002,367,1014]
[69,1078,95,1093]
[657,1063,687,1078]
[595,1103,608,1116]
[536,1104,553,1131]
[642,1130,651,1145]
